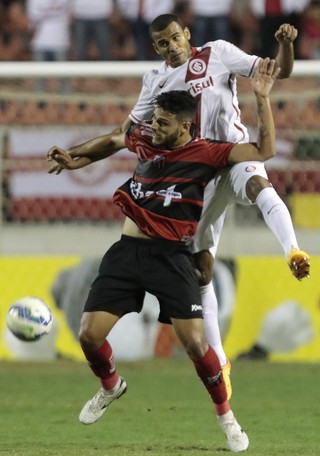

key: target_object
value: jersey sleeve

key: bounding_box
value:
[206,141,234,167]
[212,40,260,78]
[129,70,158,124]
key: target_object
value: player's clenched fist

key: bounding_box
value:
[275,23,298,44]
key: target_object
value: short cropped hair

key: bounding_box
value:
[149,14,184,37]
[154,90,197,121]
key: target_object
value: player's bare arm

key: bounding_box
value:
[111,117,134,134]
[274,23,297,78]
[47,132,126,174]
[47,116,134,174]
[228,58,279,164]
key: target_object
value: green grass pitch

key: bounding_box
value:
[0,359,319,456]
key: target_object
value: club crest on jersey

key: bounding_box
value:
[189,59,207,75]
[152,155,165,169]
[185,47,211,82]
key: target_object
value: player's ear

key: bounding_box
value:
[152,42,160,55]
[184,27,191,40]
[182,120,191,133]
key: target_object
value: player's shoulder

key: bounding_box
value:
[189,137,211,150]
[143,62,167,82]
[201,39,255,57]
[200,39,233,50]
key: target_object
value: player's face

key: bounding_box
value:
[151,108,185,147]
[151,22,192,68]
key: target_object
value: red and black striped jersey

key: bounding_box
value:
[113,123,233,243]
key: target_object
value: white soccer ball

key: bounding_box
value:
[6,296,53,342]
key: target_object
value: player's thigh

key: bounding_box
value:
[148,247,202,322]
[84,240,145,316]
[202,169,233,222]
[192,169,232,254]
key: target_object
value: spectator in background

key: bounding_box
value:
[250,0,310,58]
[116,0,175,60]
[189,0,233,44]
[172,0,194,29]
[26,0,71,62]
[0,0,31,60]
[71,0,114,61]
[26,0,71,91]
[229,0,258,54]
[299,0,320,59]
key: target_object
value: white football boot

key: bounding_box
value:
[79,378,127,425]
[217,411,249,452]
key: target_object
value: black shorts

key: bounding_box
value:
[84,235,203,323]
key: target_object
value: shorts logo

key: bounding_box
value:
[245,165,257,172]
[188,59,207,75]
[191,304,203,312]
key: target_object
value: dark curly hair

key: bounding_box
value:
[154,90,197,121]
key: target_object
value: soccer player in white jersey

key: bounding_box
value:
[120,13,310,392]
[47,14,310,400]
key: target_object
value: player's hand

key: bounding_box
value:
[275,23,298,44]
[252,58,280,97]
[48,162,65,175]
[47,146,73,174]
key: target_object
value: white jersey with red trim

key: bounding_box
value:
[129,40,260,143]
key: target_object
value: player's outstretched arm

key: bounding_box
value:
[47,147,93,173]
[228,58,280,164]
[47,132,126,174]
[274,23,297,78]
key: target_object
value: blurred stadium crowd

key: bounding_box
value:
[0,0,320,63]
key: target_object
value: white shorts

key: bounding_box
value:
[192,161,268,256]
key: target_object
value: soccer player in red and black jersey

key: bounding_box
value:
[48,59,278,452]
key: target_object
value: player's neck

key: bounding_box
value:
[167,133,193,149]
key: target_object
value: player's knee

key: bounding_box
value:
[79,324,101,351]
[182,331,208,359]
[245,175,272,203]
